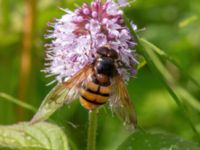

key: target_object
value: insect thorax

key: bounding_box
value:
[94,57,116,77]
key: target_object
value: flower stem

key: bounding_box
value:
[18,0,37,121]
[87,109,98,150]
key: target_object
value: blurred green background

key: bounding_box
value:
[0,0,200,149]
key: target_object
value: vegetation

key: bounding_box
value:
[0,0,200,149]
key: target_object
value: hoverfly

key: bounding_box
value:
[31,46,137,130]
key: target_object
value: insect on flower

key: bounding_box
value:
[31,0,138,130]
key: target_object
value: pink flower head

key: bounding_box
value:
[45,0,137,82]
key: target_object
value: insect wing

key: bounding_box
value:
[64,64,92,89]
[110,74,137,130]
[30,84,70,124]
[30,64,92,124]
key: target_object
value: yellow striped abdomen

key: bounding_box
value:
[79,80,112,110]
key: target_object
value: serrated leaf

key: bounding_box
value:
[0,122,69,150]
[117,131,200,150]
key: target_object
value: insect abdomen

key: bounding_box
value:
[79,79,112,110]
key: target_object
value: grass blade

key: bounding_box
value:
[140,40,200,142]
[177,87,200,112]
[123,15,200,142]
[140,38,200,90]
[0,92,36,112]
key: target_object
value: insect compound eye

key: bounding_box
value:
[108,49,118,59]
[96,47,110,57]
[97,47,118,59]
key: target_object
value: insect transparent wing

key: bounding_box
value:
[30,64,92,124]
[63,64,92,88]
[109,74,137,130]
[30,83,78,124]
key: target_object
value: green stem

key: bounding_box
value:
[0,92,36,112]
[87,109,98,150]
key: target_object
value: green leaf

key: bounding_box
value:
[117,131,200,150]
[0,122,69,150]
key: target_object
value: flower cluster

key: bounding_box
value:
[45,0,137,82]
